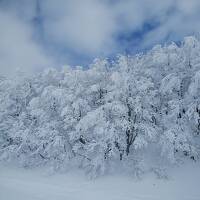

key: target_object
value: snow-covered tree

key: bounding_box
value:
[0,36,200,177]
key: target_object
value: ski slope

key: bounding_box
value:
[0,162,200,200]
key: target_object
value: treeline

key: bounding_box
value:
[0,36,200,177]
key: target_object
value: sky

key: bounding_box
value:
[1,0,200,76]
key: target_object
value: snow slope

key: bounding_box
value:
[0,162,200,200]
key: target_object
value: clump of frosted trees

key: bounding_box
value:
[0,36,200,178]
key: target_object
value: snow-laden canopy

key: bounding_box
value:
[0,36,200,178]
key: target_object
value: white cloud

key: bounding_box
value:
[176,0,200,15]
[0,9,54,77]
[40,0,200,55]
[41,0,117,54]
[140,0,200,48]
[1,0,200,77]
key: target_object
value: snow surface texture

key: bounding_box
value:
[0,162,200,200]
[1,36,200,178]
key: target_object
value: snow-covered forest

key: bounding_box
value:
[1,36,200,178]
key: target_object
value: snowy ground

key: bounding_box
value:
[0,162,200,200]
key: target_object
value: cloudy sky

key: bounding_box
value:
[0,0,200,76]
